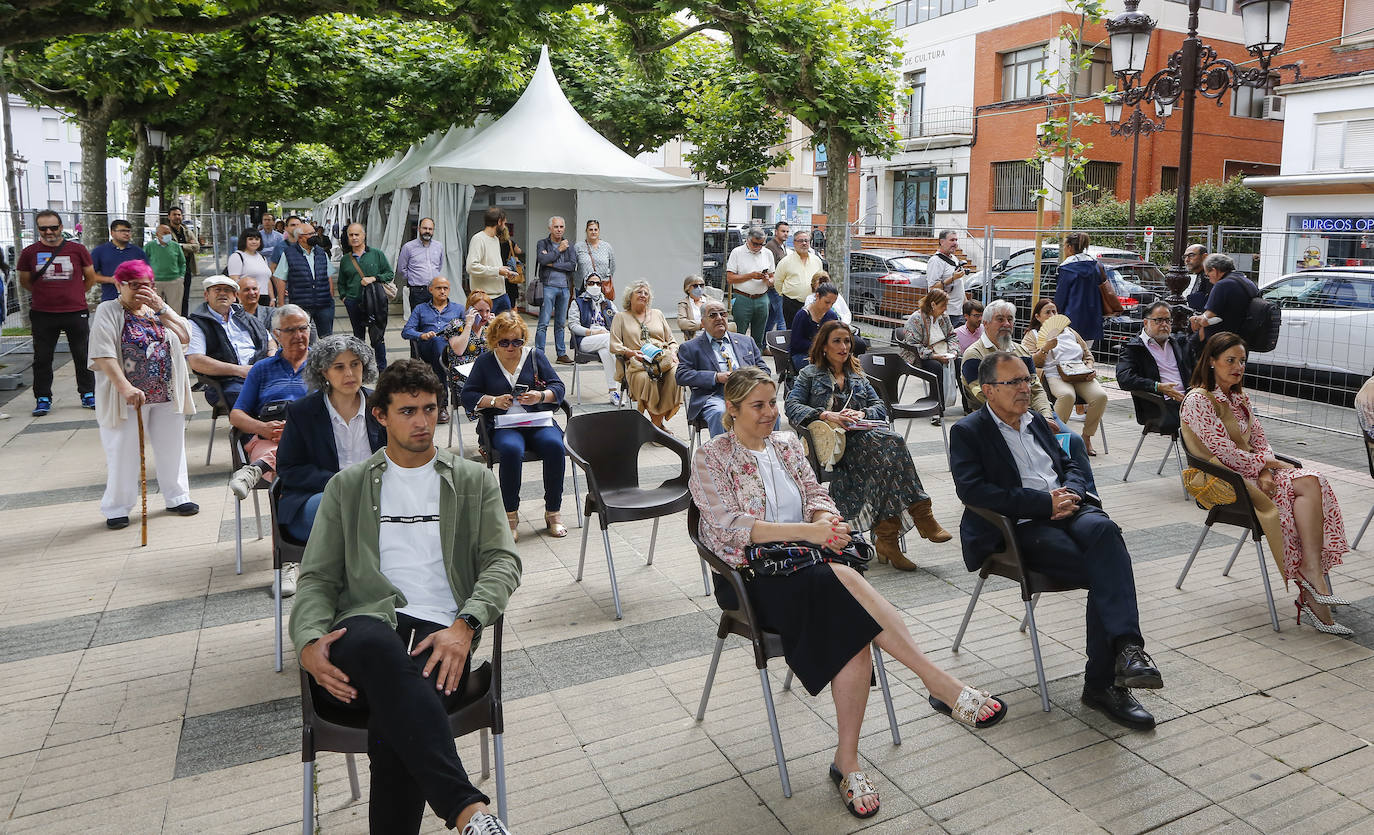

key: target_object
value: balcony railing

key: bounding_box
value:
[895,106,975,141]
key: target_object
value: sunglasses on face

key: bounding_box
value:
[497,338,525,348]
[987,376,1034,388]
[38,224,60,232]
[706,310,729,319]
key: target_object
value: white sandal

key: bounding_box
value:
[544,511,568,538]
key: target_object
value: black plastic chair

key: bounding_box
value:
[229,427,268,576]
[195,373,233,466]
[764,329,795,393]
[1121,391,1185,496]
[687,414,711,459]
[298,616,508,833]
[473,400,582,533]
[688,504,900,797]
[1353,438,1374,549]
[859,352,948,455]
[443,354,468,457]
[950,503,1097,712]
[565,411,692,620]
[267,479,307,672]
[1174,445,1300,633]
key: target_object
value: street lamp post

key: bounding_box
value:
[145,126,169,221]
[1104,0,1293,329]
[205,164,221,273]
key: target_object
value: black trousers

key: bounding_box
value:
[344,298,389,370]
[1017,506,1144,690]
[30,309,94,399]
[318,613,488,833]
[781,295,806,329]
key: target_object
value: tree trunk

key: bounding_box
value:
[78,104,114,249]
[1,48,31,327]
[823,130,854,299]
[127,123,151,240]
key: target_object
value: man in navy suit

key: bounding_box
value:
[950,351,1164,730]
[1116,301,1196,434]
[675,298,769,437]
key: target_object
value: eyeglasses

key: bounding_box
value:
[689,283,705,289]
[705,310,729,319]
[585,279,602,285]
[275,325,311,334]
[986,375,1034,388]
[497,338,525,348]
[1144,316,1171,323]
[37,224,60,232]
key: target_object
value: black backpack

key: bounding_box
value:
[1232,275,1281,353]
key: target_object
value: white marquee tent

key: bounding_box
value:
[319,46,704,308]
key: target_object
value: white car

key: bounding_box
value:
[1257,268,1374,381]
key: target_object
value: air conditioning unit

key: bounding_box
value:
[1262,95,1285,121]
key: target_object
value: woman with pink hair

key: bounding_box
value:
[88,260,199,530]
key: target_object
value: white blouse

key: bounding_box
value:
[749,445,804,524]
[1032,326,1086,378]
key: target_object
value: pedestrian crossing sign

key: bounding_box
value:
[744,186,760,201]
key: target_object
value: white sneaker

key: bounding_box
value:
[280,563,298,598]
[1069,412,1086,422]
[608,391,622,407]
[461,811,511,835]
[228,463,262,499]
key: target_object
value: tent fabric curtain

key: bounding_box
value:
[430,181,472,289]
[379,187,412,270]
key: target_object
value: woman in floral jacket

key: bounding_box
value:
[689,365,1005,820]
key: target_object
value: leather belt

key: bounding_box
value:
[733,290,765,299]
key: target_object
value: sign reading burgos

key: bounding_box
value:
[1299,217,1374,232]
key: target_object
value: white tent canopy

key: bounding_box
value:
[321,46,703,308]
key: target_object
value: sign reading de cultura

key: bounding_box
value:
[902,48,947,71]
[1299,217,1374,232]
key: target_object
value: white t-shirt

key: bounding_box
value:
[325,391,372,470]
[378,452,457,627]
[926,254,964,304]
[227,250,272,286]
[725,244,774,296]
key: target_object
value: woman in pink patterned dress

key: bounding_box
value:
[1181,332,1353,636]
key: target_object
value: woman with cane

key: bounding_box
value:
[89,260,199,530]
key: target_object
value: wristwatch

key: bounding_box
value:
[457,613,483,636]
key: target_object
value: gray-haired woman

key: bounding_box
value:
[275,334,384,540]
[610,279,681,429]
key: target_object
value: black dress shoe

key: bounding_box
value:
[1114,644,1163,689]
[106,516,130,530]
[168,502,200,516]
[1082,685,1156,730]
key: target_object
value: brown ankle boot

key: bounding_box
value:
[872,516,917,571]
[910,499,952,543]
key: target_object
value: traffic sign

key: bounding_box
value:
[744,186,760,201]
[1143,226,1155,242]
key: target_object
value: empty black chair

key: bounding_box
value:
[473,400,582,531]
[565,411,692,619]
[443,355,468,456]
[298,616,508,833]
[764,329,795,393]
[229,427,268,575]
[859,352,948,455]
[1121,391,1185,496]
[951,503,1096,712]
[195,373,233,465]
[689,504,900,797]
[1174,447,1299,633]
[267,479,307,672]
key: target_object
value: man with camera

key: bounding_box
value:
[926,229,968,315]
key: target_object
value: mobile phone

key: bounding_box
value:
[514,384,530,396]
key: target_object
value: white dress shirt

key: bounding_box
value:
[992,409,1060,494]
[325,391,372,471]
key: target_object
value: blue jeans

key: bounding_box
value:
[490,425,566,512]
[490,293,511,315]
[1052,414,1099,495]
[412,337,448,408]
[204,380,242,409]
[303,303,335,336]
[731,294,770,350]
[536,284,570,357]
[287,492,324,542]
[766,288,784,332]
[697,396,727,437]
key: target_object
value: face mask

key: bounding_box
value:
[307,234,324,247]
[586,285,602,299]
[420,233,433,242]
[690,287,704,299]
[161,233,174,244]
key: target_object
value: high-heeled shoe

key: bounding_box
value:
[544,511,568,538]
[1295,599,1354,637]
[506,510,519,543]
[1295,572,1350,606]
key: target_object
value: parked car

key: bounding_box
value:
[1246,270,1374,399]
[972,244,1141,296]
[702,228,742,289]
[847,249,929,320]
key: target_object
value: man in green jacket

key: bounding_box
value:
[338,221,396,369]
[289,359,520,835]
[146,223,188,317]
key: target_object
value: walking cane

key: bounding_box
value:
[136,406,148,547]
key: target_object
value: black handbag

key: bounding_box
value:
[743,535,873,579]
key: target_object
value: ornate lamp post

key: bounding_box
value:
[1104,0,1294,327]
[145,125,169,215]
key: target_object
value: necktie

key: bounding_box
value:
[714,339,734,371]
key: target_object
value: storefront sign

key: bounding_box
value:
[902,49,946,71]
[1299,217,1374,232]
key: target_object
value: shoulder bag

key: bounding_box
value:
[1180,395,1239,509]
[29,240,69,282]
[351,250,396,301]
[1097,262,1124,316]
[743,535,873,579]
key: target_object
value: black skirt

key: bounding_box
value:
[714,563,882,696]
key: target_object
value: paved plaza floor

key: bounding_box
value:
[3,324,1374,833]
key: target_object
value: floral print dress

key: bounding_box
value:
[121,313,172,404]
[1181,387,1348,582]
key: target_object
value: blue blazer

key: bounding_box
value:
[675,331,767,421]
[459,348,566,432]
[949,406,1092,572]
[1054,257,1105,341]
[275,388,386,525]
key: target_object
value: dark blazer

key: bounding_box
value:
[1116,332,1195,394]
[675,330,767,421]
[949,405,1092,571]
[275,388,386,524]
[459,348,566,432]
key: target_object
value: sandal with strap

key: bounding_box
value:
[929,686,1008,729]
[544,511,568,538]
[829,764,880,819]
[506,510,519,543]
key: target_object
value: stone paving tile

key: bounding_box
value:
[741,746,926,833]
[14,720,180,818]
[1025,739,1210,833]
[5,781,171,834]
[0,611,100,664]
[0,694,61,759]
[1114,714,1294,803]
[1220,771,1374,833]
[1304,744,1374,812]
[1146,805,1263,834]
[174,696,300,779]
[46,669,192,748]
[925,770,1105,834]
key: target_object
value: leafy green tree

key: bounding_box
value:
[1073,176,1263,256]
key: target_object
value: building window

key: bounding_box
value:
[993,161,1039,211]
[893,168,937,235]
[1002,46,1048,101]
[1071,161,1121,206]
[884,0,977,29]
[1073,47,1112,97]
[45,161,63,202]
[1231,85,1265,119]
[1161,166,1179,192]
[42,118,59,141]
[1313,119,1374,171]
[936,174,968,213]
[902,70,926,138]
[1167,0,1225,9]
[1344,0,1374,44]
